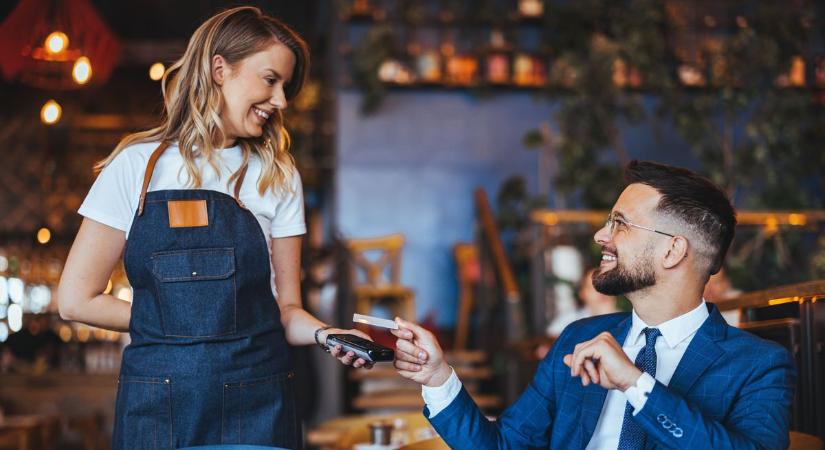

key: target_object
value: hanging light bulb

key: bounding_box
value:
[37,227,52,244]
[41,99,62,125]
[149,62,165,81]
[45,31,69,55]
[72,56,92,84]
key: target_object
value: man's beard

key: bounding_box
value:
[593,246,656,296]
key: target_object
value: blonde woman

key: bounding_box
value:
[57,7,371,448]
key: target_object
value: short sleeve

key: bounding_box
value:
[269,167,306,238]
[78,150,141,233]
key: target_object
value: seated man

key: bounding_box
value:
[392,161,796,449]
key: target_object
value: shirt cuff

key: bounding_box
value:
[623,372,655,415]
[421,367,462,418]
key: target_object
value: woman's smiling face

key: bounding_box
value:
[214,41,296,145]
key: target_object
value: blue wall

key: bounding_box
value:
[336,90,557,326]
[335,90,696,326]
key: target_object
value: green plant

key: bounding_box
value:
[529,0,824,290]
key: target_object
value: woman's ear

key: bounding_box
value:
[662,236,689,270]
[212,54,228,85]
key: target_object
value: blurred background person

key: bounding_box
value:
[537,269,619,359]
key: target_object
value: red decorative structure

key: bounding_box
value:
[0,0,120,89]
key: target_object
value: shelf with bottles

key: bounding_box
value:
[339,1,825,96]
[341,22,556,91]
[340,0,547,27]
[342,37,825,94]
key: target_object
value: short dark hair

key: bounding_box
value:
[624,160,736,276]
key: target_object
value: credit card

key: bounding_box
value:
[353,313,399,330]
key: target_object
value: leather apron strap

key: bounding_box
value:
[137,142,248,215]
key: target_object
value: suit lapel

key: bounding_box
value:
[667,304,727,395]
[578,315,633,448]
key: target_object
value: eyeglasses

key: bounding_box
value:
[605,214,675,238]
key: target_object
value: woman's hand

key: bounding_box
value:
[319,327,375,369]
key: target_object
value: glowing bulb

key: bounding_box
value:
[72,56,92,84]
[8,304,22,332]
[8,278,23,304]
[59,324,72,342]
[41,100,62,125]
[76,325,90,342]
[37,227,51,244]
[149,62,165,81]
[116,286,133,302]
[45,31,69,54]
[0,277,7,304]
[93,328,107,341]
[788,213,807,226]
[0,322,8,342]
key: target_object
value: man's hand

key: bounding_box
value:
[391,317,451,387]
[563,331,642,391]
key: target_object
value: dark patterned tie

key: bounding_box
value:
[617,327,661,450]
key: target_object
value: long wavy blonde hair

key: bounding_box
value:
[95,6,310,195]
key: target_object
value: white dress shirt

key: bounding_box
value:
[422,300,709,450]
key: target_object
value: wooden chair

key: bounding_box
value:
[790,431,824,450]
[453,242,479,350]
[345,234,415,320]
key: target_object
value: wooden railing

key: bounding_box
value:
[531,209,825,227]
[715,279,825,311]
[473,188,526,404]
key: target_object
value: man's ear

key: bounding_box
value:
[662,236,689,269]
[212,54,228,86]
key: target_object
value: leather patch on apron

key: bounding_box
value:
[167,200,209,228]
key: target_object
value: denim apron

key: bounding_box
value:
[112,142,299,449]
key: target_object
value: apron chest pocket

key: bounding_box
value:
[150,248,237,338]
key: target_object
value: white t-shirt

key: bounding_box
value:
[78,141,306,296]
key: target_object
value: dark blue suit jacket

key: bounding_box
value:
[427,304,796,449]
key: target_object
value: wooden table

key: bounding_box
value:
[0,414,58,450]
[307,412,446,450]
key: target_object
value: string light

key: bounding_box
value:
[40,99,62,125]
[149,62,165,81]
[76,325,90,342]
[37,227,51,244]
[8,304,22,332]
[58,324,72,342]
[45,31,69,55]
[72,56,92,84]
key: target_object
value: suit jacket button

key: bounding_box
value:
[657,414,667,424]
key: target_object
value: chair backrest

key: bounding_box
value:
[789,431,825,450]
[453,242,479,350]
[345,234,406,287]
